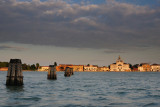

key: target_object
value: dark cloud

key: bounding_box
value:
[104,49,125,54]
[0,0,160,50]
[0,45,27,51]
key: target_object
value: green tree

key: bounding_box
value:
[129,63,133,69]
[22,63,28,70]
[108,65,110,69]
[54,62,57,66]
[36,63,40,69]
[30,64,36,70]
[0,62,9,67]
[27,64,31,70]
[133,64,139,68]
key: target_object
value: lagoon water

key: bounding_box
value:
[0,71,160,107]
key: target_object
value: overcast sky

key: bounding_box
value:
[0,0,160,66]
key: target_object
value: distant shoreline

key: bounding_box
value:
[0,70,160,72]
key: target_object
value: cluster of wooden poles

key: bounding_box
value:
[6,59,74,86]
[64,67,74,77]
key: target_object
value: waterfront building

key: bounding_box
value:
[38,66,49,71]
[97,66,109,72]
[151,64,160,72]
[56,64,73,71]
[0,67,8,71]
[84,65,98,72]
[110,56,131,72]
[132,67,138,71]
[138,66,143,72]
[72,65,84,72]
[56,64,84,71]
[138,63,151,72]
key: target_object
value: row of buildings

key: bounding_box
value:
[57,64,111,71]
[138,63,160,72]
[1,56,159,72]
[38,56,160,72]
[38,64,110,72]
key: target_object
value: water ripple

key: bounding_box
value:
[0,72,160,107]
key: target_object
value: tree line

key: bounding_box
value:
[0,62,9,68]
[0,61,40,71]
[22,63,40,71]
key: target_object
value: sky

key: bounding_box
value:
[0,0,160,66]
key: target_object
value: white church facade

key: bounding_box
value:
[110,56,131,72]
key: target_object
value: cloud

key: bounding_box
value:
[0,0,160,50]
[104,49,125,54]
[0,45,27,51]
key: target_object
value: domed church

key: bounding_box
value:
[110,56,131,72]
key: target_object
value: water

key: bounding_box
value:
[0,71,160,107]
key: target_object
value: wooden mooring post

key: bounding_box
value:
[70,68,74,75]
[6,59,23,86]
[64,67,71,77]
[47,65,57,80]
[64,67,74,77]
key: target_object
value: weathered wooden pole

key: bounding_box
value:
[6,59,23,86]
[64,67,71,77]
[70,68,74,75]
[48,65,57,80]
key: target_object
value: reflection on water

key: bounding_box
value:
[0,71,160,107]
[6,86,24,92]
